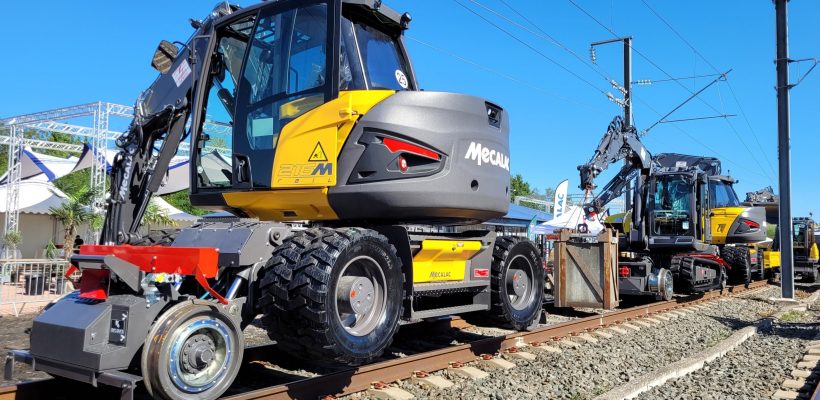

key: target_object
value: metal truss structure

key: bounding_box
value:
[0,102,233,237]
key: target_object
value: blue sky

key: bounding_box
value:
[1,0,818,217]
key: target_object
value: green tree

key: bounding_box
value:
[510,174,532,200]
[48,185,96,259]
[160,190,210,216]
[767,224,777,239]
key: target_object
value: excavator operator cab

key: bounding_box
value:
[646,169,710,252]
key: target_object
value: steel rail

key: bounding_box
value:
[0,281,770,400]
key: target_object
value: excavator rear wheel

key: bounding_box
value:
[259,228,404,365]
[481,236,543,330]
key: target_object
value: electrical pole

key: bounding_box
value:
[623,37,633,211]
[591,36,634,211]
[775,0,794,299]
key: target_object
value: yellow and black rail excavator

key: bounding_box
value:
[4,2,544,399]
[690,174,768,282]
[578,116,768,300]
[792,216,820,281]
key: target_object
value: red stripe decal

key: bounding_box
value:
[382,137,439,160]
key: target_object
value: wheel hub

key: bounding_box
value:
[337,276,375,315]
[334,256,387,337]
[510,270,528,296]
[181,332,216,373]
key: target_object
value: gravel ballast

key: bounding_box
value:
[342,286,782,400]
[634,318,818,400]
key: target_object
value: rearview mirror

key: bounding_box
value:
[151,40,179,74]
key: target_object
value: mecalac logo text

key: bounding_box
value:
[430,271,452,278]
[464,142,509,171]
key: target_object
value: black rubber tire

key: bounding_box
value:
[481,236,544,330]
[133,229,180,247]
[751,249,765,281]
[142,300,243,400]
[804,267,819,283]
[724,246,752,284]
[259,228,404,365]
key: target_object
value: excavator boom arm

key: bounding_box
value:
[577,116,651,215]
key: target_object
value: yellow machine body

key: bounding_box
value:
[412,240,482,283]
[709,207,745,245]
[221,90,395,221]
[764,248,781,269]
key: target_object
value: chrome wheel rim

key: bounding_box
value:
[168,318,232,392]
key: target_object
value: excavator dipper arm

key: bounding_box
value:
[100,4,236,245]
[577,116,651,216]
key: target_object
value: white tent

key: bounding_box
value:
[0,175,68,214]
[531,205,604,235]
[0,147,80,184]
[152,197,198,222]
[67,143,117,175]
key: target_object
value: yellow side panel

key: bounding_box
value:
[710,207,745,244]
[270,90,395,189]
[764,250,781,269]
[335,90,395,156]
[222,189,338,221]
[413,240,482,283]
[811,243,819,262]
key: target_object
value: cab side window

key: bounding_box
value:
[232,3,329,187]
[237,4,328,152]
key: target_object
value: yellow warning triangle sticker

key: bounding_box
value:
[309,142,328,162]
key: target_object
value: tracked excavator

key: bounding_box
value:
[4,2,544,399]
[577,116,767,300]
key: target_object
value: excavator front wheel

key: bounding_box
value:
[142,301,243,400]
[260,228,404,365]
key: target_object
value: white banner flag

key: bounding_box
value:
[553,179,569,218]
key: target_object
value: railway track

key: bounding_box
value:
[0,280,770,400]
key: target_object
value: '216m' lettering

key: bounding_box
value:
[278,163,333,177]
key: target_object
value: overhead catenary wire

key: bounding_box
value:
[566,0,724,117]
[633,94,772,180]
[634,73,723,84]
[638,0,778,179]
[569,0,773,183]
[472,0,619,84]
[406,36,614,116]
[452,0,611,98]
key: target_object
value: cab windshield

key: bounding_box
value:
[652,174,692,235]
[341,13,413,91]
[794,223,807,247]
[709,179,741,208]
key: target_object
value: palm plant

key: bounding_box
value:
[49,185,96,259]
[142,198,178,233]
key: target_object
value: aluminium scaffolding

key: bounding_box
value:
[0,101,233,239]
